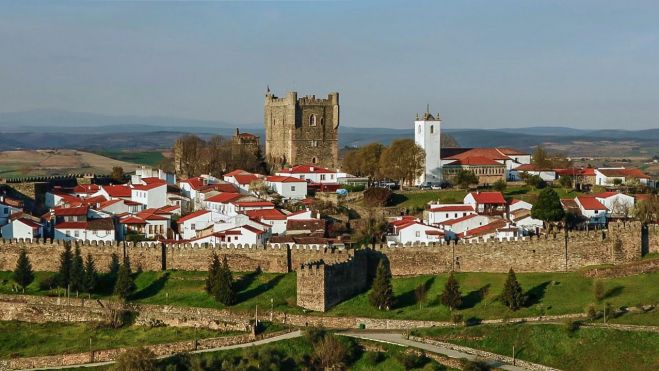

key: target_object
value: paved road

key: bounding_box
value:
[339,330,531,371]
[29,330,303,370]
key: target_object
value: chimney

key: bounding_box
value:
[310,167,315,172]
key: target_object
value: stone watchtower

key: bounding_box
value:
[264,90,339,169]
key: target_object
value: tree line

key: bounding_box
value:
[342,140,425,186]
[174,134,265,178]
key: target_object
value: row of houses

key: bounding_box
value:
[386,189,650,245]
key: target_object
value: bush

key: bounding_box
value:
[463,359,491,371]
[304,327,327,345]
[594,280,605,302]
[564,319,580,336]
[364,352,384,365]
[312,335,349,369]
[112,347,157,371]
[452,313,464,324]
[586,304,599,320]
[38,274,58,291]
[363,187,393,207]
[395,352,428,369]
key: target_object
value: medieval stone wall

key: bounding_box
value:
[297,250,368,312]
[0,222,651,276]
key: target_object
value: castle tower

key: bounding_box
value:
[414,106,442,186]
[264,90,339,170]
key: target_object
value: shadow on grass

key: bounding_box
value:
[395,277,435,309]
[389,193,409,207]
[234,271,260,293]
[95,273,118,296]
[505,188,529,196]
[605,286,624,300]
[236,274,285,303]
[525,281,551,307]
[130,272,170,301]
[461,284,491,309]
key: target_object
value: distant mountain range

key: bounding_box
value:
[1,109,658,157]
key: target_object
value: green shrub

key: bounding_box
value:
[586,304,599,320]
[451,313,464,324]
[564,319,580,336]
[364,351,384,365]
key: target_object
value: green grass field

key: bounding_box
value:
[0,321,238,359]
[608,308,659,326]
[411,323,659,371]
[3,270,658,323]
[93,150,165,167]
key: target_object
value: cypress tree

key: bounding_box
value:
[108,253,120,276]
[69,246,84,294]
[83,253,98,294]
[440,272,462,311]
[57,242,73,288]
[114,256,136,301]
[205,251,221,294]
[368,259,394,310]
[13,248,34,293]
[213,255,236,306]
[501,268,525,310]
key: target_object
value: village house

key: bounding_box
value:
[442,156,507,186]
[131,178,167,209]
[132,166,176,185]
[223,170,262,193]
[425,204,476,225]
[54,218,115,242]
[510,164,557,182]
[595,168,651,186]
[508,199,533,213]
[463,191,507,215]
[438,214,493,238]
[264,175,307,200]
[177,210,214,239]
[1,217,43,240]
[0,196,23,227]
[575,196,608,225]
[594,192,635,218]
[387,216,444,246]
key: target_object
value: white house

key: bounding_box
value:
[265,176,307,200]
[275,165,350,185]
[439,214,492,235]
[595,168,651,186]
[595,192,635,217]
[387,217,444,246]
[93,185,132,201]
[426,204,475,225]
[191,224,267,246]
[511,164,557,182]
[54,219,115,242]
[205,192,242,215]
[414,110,442,186]
[508,199,533,213]
[97,199,129,215]
[131,179,167,209]
[575,196,608,225]
[177,210,213,239]
[1,218,43,240]
[463,192,507,214]
[244,208,288,235]
[515,215,544,235]
[223,170,261,193]
[0,199,23,227]
[132,166,176,185]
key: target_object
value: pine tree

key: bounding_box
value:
[13,248,34,293]
[83,253,98,294]
[108,253,120,276]
[205,251,221,294]
[69,246,84,294]
[501,268,525,310]
[368,259,394,310]
[440,272,462,311]
[114,256,136,301]
[213,255,236,306]
[57,242,73,289]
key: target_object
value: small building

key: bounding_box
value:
[425,204,476,225]
[463,192,506,215]
[1,217,43,240]
[387,217,444,246]
[442,156,507,186]
[264,175,307,200]
[54,218,115,242]
[594,192,635,218]
[575,196,608,225]
[177,210,213,239]
[595,168,651,186]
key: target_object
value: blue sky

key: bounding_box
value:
[1,1,658,129]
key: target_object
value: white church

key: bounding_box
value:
[414,108,443,186]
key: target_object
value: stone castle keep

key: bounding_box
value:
[264,90,340,169]
[1,222,657,311]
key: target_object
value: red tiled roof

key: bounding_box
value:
[224,169,250,177]
[177,209,210,224]
[560,198,580,210]
[446,156,503,166]
[132,182,166,191]
[497,147,528,156]
[576,196,608,211]
[233,201,274,208]
[157,205,180,213]
[440,213,480,226]
[16,218,42,229]
[206,192,241,203]
[278,165,335,174]
[468,192,506,204]
[464,219,507,237]
[244,209,287,220]
[208,183,239,193]
[102,185,132,198]
[136,209,169,221]
[241,225,267,235]
[597,168,650,179]
[429,205,474,212]
[425,230,444,236]
[444,148,510,161]
[141,177,167,185]
[98,199,123,210]
[73,184,100,194]
[266,175,306,183]
[55,221,87,229]
[233,174,260,185]
[54,206,88,217]
[635,194,651,202]
[286,218,326,232]
[120,216,147,225]
[580,168,596,176]
[180,177,205,190]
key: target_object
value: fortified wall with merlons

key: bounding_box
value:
[0,222,656,276]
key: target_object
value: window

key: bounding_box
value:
[320,117,324,126]
[312,157,318,164]
[430,125,434,134]
[417,125,421,134]
[309,114,317,126]
[311,140,318,147]
[74,230,79,238]
[191,223,196,230]
[320,174,326,181]
[291,186,296,191]
[415,231,420,237]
